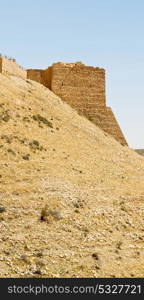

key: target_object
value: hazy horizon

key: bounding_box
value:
[0,0,144,148]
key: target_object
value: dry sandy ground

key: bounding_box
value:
[136,149,144,157]
[0,73,144,278]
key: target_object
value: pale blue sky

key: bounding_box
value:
[0,0,144,148]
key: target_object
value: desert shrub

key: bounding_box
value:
[32,114,53,128]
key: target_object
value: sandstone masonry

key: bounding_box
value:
[27,62,127,145]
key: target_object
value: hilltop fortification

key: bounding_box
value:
[27,62,127,145]
[0,56,127,145]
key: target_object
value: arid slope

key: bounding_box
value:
[0,73,144,277]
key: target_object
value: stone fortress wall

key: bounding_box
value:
[0,56,26,79]
[27,62,127,145]
[0,56,127,145]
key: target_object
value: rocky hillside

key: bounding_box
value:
[0,73,144,278]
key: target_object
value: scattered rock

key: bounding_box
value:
[12,191,19,196]
[23,116,30,122]
[35,251,43,258]
[22,154,30,160]
[116,241,123,250]
[0,111,11,122]
[4,250,10,255]
[36,259,45,267]
[29,140,44,151]
[20,254,30,264]
[40,205,61,222]
[7,148,16,155]
[95,264,100,270]
[33,268,42,275]
[1,135,12,143]
[92,253,99,260]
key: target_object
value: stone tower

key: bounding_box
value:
[27,62,127,145]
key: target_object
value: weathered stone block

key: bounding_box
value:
[26,61,127,145]
[0,57,26,79]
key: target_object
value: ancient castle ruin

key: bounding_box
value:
[0,56,127,145]
[0,55,26,79]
